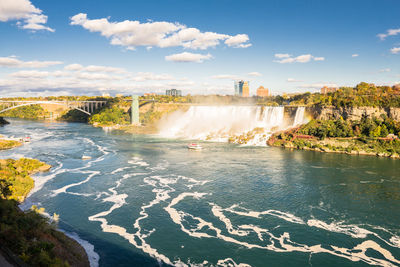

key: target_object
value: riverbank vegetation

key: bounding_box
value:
[0,139,22,150]
[89,103,130,126]
[0,105,48,119]
[268,116,400,158]
[0,158,51,202]
[0,158,89,266]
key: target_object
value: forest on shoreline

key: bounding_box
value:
[0,139,89,266]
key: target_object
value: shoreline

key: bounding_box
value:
[0,137,91,266]
[269,141,400,159]
[267,130,400,160]
[25,170,99,267]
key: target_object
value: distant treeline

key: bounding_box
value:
[141,82,400,108]
[0,105,48,119]
[1,82,399,125]
[288,82,400,108]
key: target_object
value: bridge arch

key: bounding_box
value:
[0,102,91,115]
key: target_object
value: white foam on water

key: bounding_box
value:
[49,137,113,196]
[77,149,400,267]
[88,170,214,267]
[111,167,131,174]
[224,204,305,224]
[217,258,251,267]
[165,196,400,267]
[89,173,178,266]
[210,203,250,237]
[52,170,100,196]
[307,219,372,239]
[128,156,149,167]
[28,160,64,196]
[59,230,100,267]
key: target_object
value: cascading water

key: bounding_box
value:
[293,106,306,126]
[158,105,285,144]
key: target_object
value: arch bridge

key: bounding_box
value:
[0,100,108,116]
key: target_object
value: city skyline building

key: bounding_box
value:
[234,80,250,97]
[166,89,182,97]
[256,86,269,97]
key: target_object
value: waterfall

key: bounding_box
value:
[158,105,285,143]
[293,106,305,126]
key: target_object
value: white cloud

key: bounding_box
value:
[352,54,359,57]
[0,67,195,96]
[10,70,49,78]
[64,63,83,71]
[64,63,126,73]
[0,0,53,32]
[390,47,400,54]
[247,72,262,77]
[77,72,121,80]
[70,13,251,50]
[165,52,212,63]
[274,53,324,63]
[274,53,291,58]
[211,74,238,80]
[224,34,252,48]
[379,68,391,73]
[0,56,62,68]
[132,72,174,81]
[287,78,302,82]
[377,28,400,40]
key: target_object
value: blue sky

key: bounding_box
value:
[0,0,399,96]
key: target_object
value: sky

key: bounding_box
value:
[0,0,399,97]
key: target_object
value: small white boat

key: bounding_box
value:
[187,143,202,150]
[82,155,92,160]
[20,136,31,143]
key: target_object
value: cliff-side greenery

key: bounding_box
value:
[0,158,50,201]
[89,104,130,126]
[0,158,89,266]
[0,139,22,150]
[269,115,400,157]
[0,105,48,119]
[299,116,400,139]
[58,109,89,122]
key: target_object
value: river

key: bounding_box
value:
[1,118,399,267]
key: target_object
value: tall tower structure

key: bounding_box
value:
[234,80,250,97]
[131,95,139,125]
[242,81,249,97]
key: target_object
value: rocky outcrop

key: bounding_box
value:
[0,117,9,126]
[306,106,400,121]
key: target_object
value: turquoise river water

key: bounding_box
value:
[1,119,400,267]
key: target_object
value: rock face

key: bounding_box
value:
[307,106,400,121]
[0,117,9,126]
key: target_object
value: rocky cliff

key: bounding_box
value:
[306,106,400,121]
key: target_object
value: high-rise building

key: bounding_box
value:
[234,80,250,97]
[166,89,182,96]
[256,86,269,97]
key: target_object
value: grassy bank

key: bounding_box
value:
[0,158,90,266]
[0,139,22,151]
[268,117,400,158]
